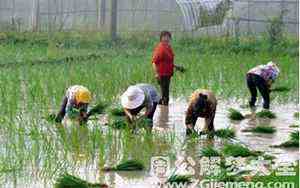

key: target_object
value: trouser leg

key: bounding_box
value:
[255,77,270,109]
[158,76,171,105]
[56,96,68,122]
[247,74,257,107]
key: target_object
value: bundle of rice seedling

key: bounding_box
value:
[200,146,220,157]
[45,113,57,123]
[87,102,107,117]
[228,108,245,120]
[109,107,125,116]
[134,117,152,129]
[294,112,299,119]
[256,110,276,119]
[243,125,276,134]
[271,86,290,92]
[102,160,144,171]
[54,173,108,188]
[215,128,235,138]
[290,131,299,141]
[109,117,128,129]
[222,143,258,157]
[167,175,192,185]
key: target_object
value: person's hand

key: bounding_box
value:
[155,73,160,79]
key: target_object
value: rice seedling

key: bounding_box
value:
[44,113,57,123]
[294,112,299,118]
[109,117,128,129]
[256,110,276,119]
[228,108,245,120]
[289,124,299,128]
[273,131,299,148]
[214,128,235,138]
[167,175,192,185]
[243,125,276,134]
[102,159,144,171]
[109,107,125,116]
[200,146,220,157]
[87,102,107,117]
[271,86,291,92]
[222,143,258,157]
[54,173,108,188]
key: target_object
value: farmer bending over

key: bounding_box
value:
[185,89,217,135]
[55,85,92,124]
[121,84,159,128]
[246,61,280,109]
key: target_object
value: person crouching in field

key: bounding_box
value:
[152,31,185,106]
[185,89,217,135]
[121,84,159,128]
[55,85,92,124]
[246,61,280,109]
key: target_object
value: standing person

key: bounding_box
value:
[152,31,185,106]
[55,85,92,124]
[246,61,280,109]
[185,89,217,135]
[121,84,160,128]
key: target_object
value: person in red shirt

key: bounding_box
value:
[152,31,184,105]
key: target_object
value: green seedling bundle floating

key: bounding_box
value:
[271,86,291,92]
[214,128,235,138]
[200,146,220,157]
[222,143,258,157]
[167,175,192,185]
[102,160,144,171]
[256,110,276,119]
[54,173,108,188]
[228,108,245,120]
[243,125,276,134]
[274,131,299,148]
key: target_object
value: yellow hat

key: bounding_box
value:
[75,87,92,104]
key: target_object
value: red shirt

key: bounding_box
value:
[152,42,174,77]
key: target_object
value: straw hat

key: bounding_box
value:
[121,86,145,109]
[75,87,92,104]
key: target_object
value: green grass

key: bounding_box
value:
[243,125,277,134]
[54,173,107,188]
[102,160,145,171]
[256,110,276,119]
[222,143,258,157]
[214,128,235,138]
[200,146,220,157]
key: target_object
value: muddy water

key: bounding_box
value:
[3,99,299,188]
[98,99,299,188]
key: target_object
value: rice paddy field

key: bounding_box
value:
[0,32,299,187]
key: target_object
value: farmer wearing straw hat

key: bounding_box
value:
[152,31,185,106]
[246,61,280,109]
[121,84,160,127]
[55,85,92,124]
[185,89,217,135]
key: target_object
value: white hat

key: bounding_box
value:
[121,86,145,109]
[267,61,280,73]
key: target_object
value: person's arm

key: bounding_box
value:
[152,63,159,79]
[185,104,197,132]
[124,108,135,123]
[56,96,68,123]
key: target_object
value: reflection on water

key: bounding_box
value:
[1,99,298,187]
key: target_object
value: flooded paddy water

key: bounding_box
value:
[1,98,298,188]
